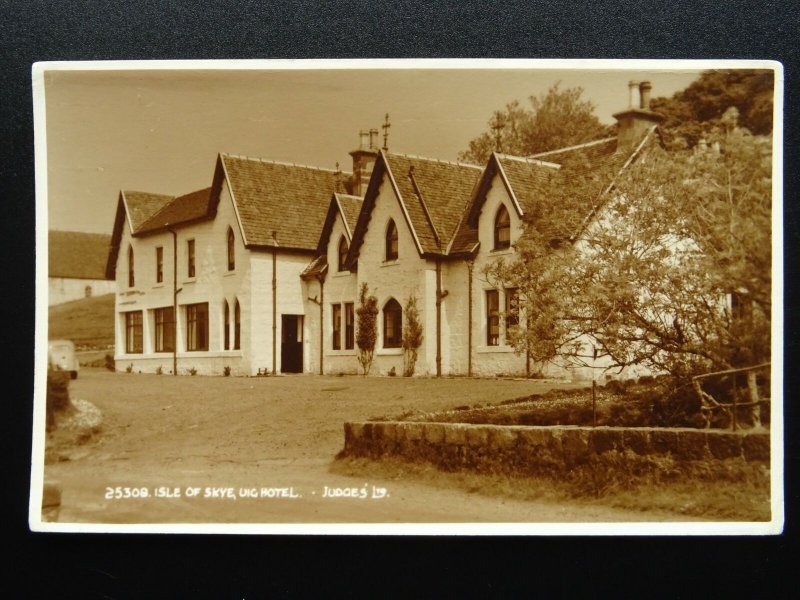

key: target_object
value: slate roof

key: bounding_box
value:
[336,193,363,237]
[383,153,483,254]
[300,254,328,280]
[136,187,214,234]
[49,230,113,280]
[122,191,174,232]
[221,154,344,251]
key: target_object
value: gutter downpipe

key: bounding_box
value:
[167,225,179,376]
[318,274,325,375]
[466,259,473,377]
[435,258,442,377]
[272,246,277,375]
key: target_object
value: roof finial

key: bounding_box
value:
[490,111,505,153]
[382,113,391,151]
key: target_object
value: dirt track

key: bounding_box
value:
[40,369,702,526]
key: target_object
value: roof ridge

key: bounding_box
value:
[385,152,483,170]
[221,153,349,174]
[529,136,617,158]
[495,153,561,169]
[334,193,364,201]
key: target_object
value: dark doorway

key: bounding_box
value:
[281,315,304,373]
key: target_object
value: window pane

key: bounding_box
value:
[155,307,175,352]
[126,311,143,353]
[187,239,195,278]
[383,299,402,348]
[486,290,499,346]
[186,303,208,351]
[234,301,241,350]
[332,304,341,350]
[344,302,354,350]
[156,247,163,283]
[227,229,235,271]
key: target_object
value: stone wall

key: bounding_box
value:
[341,421,770,475]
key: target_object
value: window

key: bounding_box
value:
[344,302,355,350]
[494,205,511,250]
[332,303,342,350]
[154,307,175,353]
[385,219,398,261]
[234,300,241,350]
[187,239,195,278]
[186,302,208,351]
[338,236,349,272]
[223,300,230,350]
[125,311,143,354]
[486,290,500,346]
[383,298,402,348]
[128,245,135,287]
[505,287,519,332]
[227,228,235,271]
[156,246,164,283]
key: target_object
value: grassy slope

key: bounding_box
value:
[48,293,115,350]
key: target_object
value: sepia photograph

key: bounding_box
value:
[31,59,783,534]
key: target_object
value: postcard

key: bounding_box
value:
[31,59,784,534]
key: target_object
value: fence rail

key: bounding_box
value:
[692,362,770,431]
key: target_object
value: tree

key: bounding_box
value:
[355,282,378,376]
[650,69,774,149]
[490,127,772,387]
[402,294,424,377]
[459,84,611,164]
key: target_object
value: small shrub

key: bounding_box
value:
[125,363,133,373]
[223,365,231,377]
[156,365,163,375]
[189,366,197,376]
[388,366,396,377]
[402,293,423,377]
[356,283,378,376]
[104,354,115,372]
[46,370,71,432]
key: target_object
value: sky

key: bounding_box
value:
[42,62,704,234]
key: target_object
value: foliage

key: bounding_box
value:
[459,84,611,164]
[125,363,133,373]
[401,294,424,377]
[46,369,71,431]
[156,365,163,375]
[104,354,115,372]
[223,365,231,377]
[355,283,379,376]
[189,366,197,376]
[650,69,774,149]
[490,126,772,390]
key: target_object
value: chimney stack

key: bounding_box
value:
[349,129,380,196]
[613,79,663,150]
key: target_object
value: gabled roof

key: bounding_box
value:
[218,153,345,251]
[49,230,113,280]
[107,187,216,279]
[315,193,363,255]
[450,129,663,255]
[348,151,482,262]
[122,191,174,232]
[136,187,214,234]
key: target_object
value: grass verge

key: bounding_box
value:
[331,454,770,521]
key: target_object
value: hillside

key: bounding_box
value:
[48,293,115,350]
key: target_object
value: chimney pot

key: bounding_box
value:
[628,80,639,108]
[639,81,652,110]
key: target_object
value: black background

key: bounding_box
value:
[2,1,796,596]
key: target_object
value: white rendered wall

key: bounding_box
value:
[49,278,117,306]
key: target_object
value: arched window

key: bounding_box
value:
[385,219,398,261]
[227,227,235,271]
[223,300,230,350]
[383,298,402,348]
[494,205,511,250]
[127,245,135,287]
[234,299,241,350]
[338,235,349,271]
